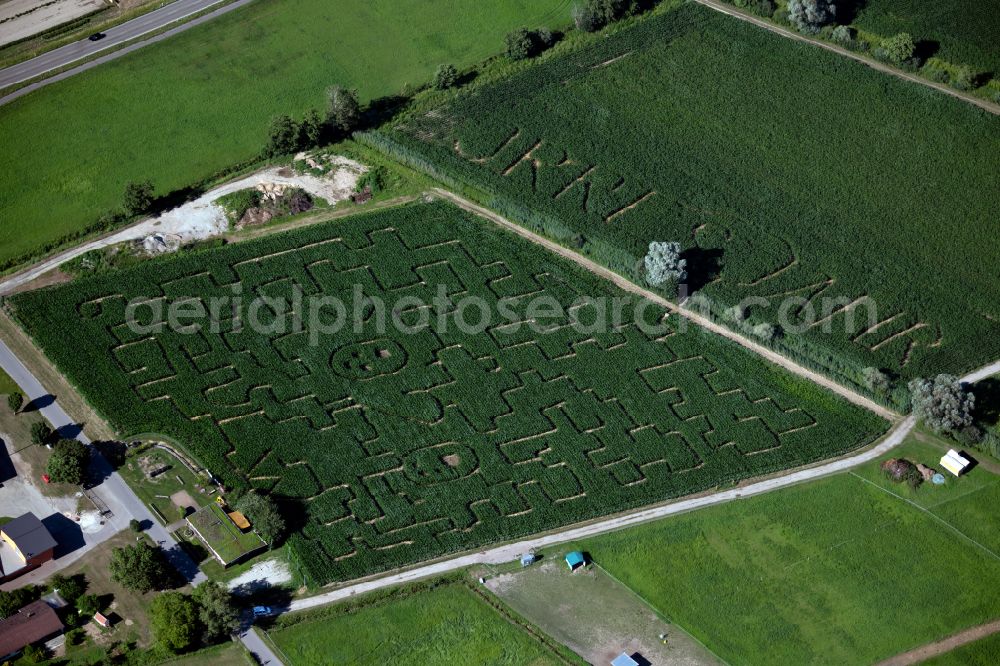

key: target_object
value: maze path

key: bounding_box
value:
[13,201,883,584]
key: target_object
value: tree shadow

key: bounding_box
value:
[55,423,84,440]
[362,94,410,132]
[973,378,1000,426]
[835,0,868,24]
[681,247,724,293]
[23,394,55,412]
[0,437,15,483]
[914,39,940,62]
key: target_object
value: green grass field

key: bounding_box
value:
[268,583,564,665]
[10,200,885,584]
[575,443,1000,664]
[852,0,1000,74]
[378,2,1000,381]
[0,0,571,269]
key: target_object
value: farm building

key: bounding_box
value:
[940,449,972,477]
[0,513,57,582]
[611,653,640,666]
[0,599,64,660]
[565,551,586,571]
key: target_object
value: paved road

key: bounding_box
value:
[0,0,256,105]
[0,339,205,584]
[239,627,285,666]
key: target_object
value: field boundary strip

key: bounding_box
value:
[431,188,898,421]
[848,471,1000,563]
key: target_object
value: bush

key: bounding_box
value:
[7,391,23,414]
[880,33,915,65]
[831,25,852,44]
[356,166,387,195]
[950,66,976,90]
[433,64,459,90]
[129,518,143,532]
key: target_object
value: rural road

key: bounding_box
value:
[0,0,256,105]
[0,338,206,585]
[239,626,285,666]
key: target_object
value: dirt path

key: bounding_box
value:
[876,618,1000,665]
[433,188,898,421]
[694,0,1000,116]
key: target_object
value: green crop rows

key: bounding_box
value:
[12,201,885,584]
[376,3,1000,381]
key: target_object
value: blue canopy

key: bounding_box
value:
[565,551,585,569]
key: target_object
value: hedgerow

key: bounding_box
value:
[374,3,1000,383]
[11,200,885,585]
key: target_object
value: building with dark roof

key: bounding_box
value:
[0,599,64,660]
[0,513,57,581]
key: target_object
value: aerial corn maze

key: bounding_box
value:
[12,201,886,584]
[369,2,1000,382]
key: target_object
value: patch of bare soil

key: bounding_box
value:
[442,454,461,468]
[4,267,72,294]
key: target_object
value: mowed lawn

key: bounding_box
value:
[578,455,1000,664]
[267,584,563,665]
[852,0,1000,74]
[0,0,571,267]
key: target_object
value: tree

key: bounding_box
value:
[433,64,459,90]
[644,241,687,287]
[327,85,360,135]
[49,574,87,604]
[0,586,39,619]
[236,492,285,545]
[30,421,52,446]
[787,0,836,34]
[7,391,23,414]
[880,33,915,65]
[504,28,556,60]
[129,518,143,532]
[76,593,100,617]
[299,109,324,147]
[150,592,200,653]
[909,374,975,434]
[572,0,635,32]
[862,367,891,395]
[265,115,300,157]
[109,542,171,593]
[950,65,976,90]
[21,644,46,664]
[122,180,155,217]
[193,582,239,642]
[505,28,536,60]
[46,438,89,485]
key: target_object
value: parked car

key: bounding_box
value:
[88,33,105,42]
[252,606,273,618]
